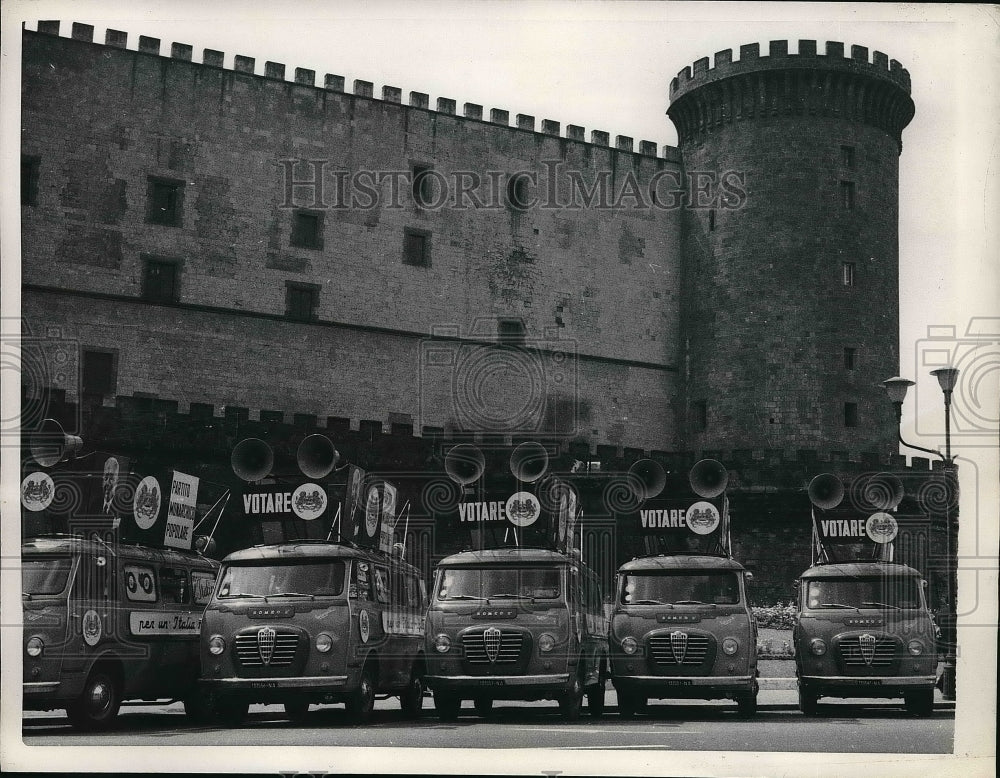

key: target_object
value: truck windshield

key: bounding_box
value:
[22,557,73,596]
[621,571,740,605]
[437,567,562,601]
[218,561,346,599]
[805,577,922,610]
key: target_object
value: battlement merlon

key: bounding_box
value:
[29,23,679,163]
[666,40,914,151]
[669,40,912,102]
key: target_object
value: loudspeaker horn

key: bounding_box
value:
[231,438,275,482]
[690,458,728,499]
[509,441,549,483]
[628,458,667,500]
[444,444,485,485]
[862,472,904,511]
[297,434,339,480]
[29,418,83,467]
[808,473,845,510]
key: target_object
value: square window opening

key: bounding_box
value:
[291,210,323,249]
[844,402,859,428]
[403,229,430,266]
[147,178,184,226]
[286,283,320,322]
[81,350,117,396]
[142,258,180,303]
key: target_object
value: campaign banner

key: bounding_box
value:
[240,482,330,522]
[341,465,368,543]
[21,453,132,536]
[163,471,199,550]
[620,495,729,556]
[129,610,202,636]
[812,507,899,562]
[378,481,398,554]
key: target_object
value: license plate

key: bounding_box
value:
[854,679,882,686]
[665,680,692,686]
[477,679,506,687]
[250,681,278,689]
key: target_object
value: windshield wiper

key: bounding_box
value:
[862,601,901,610]
[489,593,534,601]
[632,599,665,605]
[444,594,480,600]
[673,600,714,606]
[819,602,857,610]
[265,591,315,600]
[221,592,258,599]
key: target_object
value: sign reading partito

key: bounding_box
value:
[163,471,199,550]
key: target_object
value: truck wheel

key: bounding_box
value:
[473,695,493,718]
[346,667,376,723]
[735,690,758,717]
[284,700,310,723]
[559,673,584,720]
[215,698,249,726]
[617,690,644,718]
[183,694,214,724]
[798,686,818,716]
[67,668,122,731]
[400,668,425,719]
[904,690,934,717]
[434,691,461,721]
[587,681,606,717]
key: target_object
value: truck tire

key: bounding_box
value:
[284,700,310,723]
[559,673,584,720]
[798,686,819,716]
[587,681,606,717]
[400,668,425,719]
[473,695,493,717]
[67,668,122,731]
[346,666,376,723]
[434,691,461,721]
[904,689,934,717]
[735,690,758,717]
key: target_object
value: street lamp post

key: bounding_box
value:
[881,370,959,702]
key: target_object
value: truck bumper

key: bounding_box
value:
[613,675,756,699]
[799,674,936,698]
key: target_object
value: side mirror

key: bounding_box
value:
[744,571,754,582]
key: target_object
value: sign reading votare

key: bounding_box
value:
[163,471,198,550]
[240,483,330,522]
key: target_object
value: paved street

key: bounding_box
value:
[22,674,955,753]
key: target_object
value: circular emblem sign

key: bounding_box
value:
[365,487,381,538]
[291,482,327,520]
[82,609,102,646]
[866,512,899,544]
[133,475,161,530]
[359,609,370,643]
[685,501,721,535]
[20,472,54,512]
[506,491,541,527]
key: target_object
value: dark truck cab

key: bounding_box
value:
[610,554,758,716]
[794,561,938,715]
[425,547,608,720]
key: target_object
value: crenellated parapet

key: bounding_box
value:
[33,21,676,161]
[667,40,915,150]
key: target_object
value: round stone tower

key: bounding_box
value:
[667,40,914,458]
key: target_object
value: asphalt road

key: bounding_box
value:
[22,688,955,753]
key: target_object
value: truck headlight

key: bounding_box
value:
[316,632,333,653]
[434,634,451,653]
[621,636,638,655]
[538,633,556,653]
[208,634,226,655]
[722,637,739,655]
[809,638,827,656]
[907,640,924,656]
[26,636,44,657]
